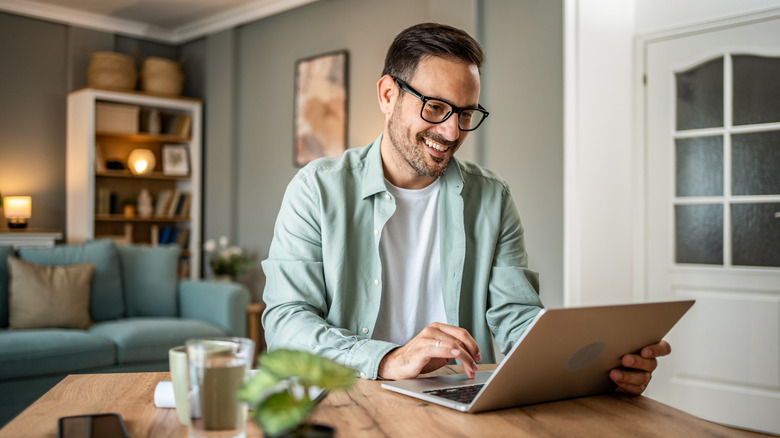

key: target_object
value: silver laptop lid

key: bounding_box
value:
[382,300,695,413]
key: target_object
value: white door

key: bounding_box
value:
[643,15,780,435]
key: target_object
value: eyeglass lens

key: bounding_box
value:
[421,99,485,131]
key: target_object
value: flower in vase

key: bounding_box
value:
[203,236,252,278]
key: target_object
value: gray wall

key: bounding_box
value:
[0,14,68,231]
[0,12,183,234]
[0,0,564,307]
[213,0,563,305]
[481,0,564,307]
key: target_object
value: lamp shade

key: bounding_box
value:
[4,196,31,219]
[4,196,31,228]
[128,149,156,175]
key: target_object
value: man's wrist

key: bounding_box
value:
[377,347,400,380]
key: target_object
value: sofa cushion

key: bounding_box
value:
[0,329,115,380]
[0,246,16,328]
[7,257,95,330]
[18,239,124,321]
[89,317,227,364]
[116,244,179,317]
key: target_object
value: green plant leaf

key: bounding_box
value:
[259,350,356,390]
[236,368,280,406]
[254,391,317,436]
[239,350,356,435]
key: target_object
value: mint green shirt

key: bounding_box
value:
[262,135,543,379]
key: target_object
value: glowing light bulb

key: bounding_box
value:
[134,159,148,173]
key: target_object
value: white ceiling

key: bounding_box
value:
[0,0,318,43]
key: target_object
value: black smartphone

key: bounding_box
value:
[57,413,129,438]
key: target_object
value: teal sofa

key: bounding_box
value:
[0,240,250,427]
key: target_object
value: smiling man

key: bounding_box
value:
[262,23,669,393]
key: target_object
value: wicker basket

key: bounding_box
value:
[140,57,184,96]
[86,51,137,90]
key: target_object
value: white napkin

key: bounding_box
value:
[154,381,176,408]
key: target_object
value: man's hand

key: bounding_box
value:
[610,340,672,395]
[377,322,482,380]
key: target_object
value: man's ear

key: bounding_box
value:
[377,75,397,115]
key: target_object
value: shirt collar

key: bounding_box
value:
[360,133,465,198]
[360,134,388,199]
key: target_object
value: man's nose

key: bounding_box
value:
[438,114,461,142]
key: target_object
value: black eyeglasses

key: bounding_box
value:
[393,77,489,132]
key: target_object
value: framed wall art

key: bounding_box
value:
[294,50,348,166]
[162,144,190,176]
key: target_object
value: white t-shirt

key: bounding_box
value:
[372,178,447,345]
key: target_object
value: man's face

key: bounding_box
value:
[380,56,481,188]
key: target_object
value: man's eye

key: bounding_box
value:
[426,102,447,113]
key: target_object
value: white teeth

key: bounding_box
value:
[424,138,447,152]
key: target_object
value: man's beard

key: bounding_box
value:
[386,109,458,179]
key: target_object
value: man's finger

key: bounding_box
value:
[641,340,671,359]
[431,337,479,378]
[610,369,651,390]
[622,354,658,373]
[434,323,481,362]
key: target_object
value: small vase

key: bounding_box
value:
[137,189,153,217]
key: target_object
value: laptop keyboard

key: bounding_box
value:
[423,384,484,404]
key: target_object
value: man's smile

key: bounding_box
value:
[424,137,449,152]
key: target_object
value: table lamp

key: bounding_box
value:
[128,149,156,175]
[4,196,31,228]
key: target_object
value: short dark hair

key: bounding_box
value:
[382,22,484,82]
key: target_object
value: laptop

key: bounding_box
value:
[381,300,694,413]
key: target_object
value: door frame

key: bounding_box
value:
[632,6,780,303]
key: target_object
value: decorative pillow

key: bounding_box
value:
[7,257,96,330]
[18,239,124,321]
[0,246,17,328]
[116,244,180,317]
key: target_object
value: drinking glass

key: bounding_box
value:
[186,337,254,438]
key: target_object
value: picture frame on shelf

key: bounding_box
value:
[162,144,189,176]
[294,50,348,167]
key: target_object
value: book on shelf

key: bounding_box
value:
[175,228,190,249]
[164,114,192,138]
[109,192,120,215]
[155,189,174,217]
[166,190,181,217]
[172,192,190,217]
[150,224,159,247]
[158,225,186,246]
[159,225,172,245]
[179,193,191,217]
[96,187,111,215]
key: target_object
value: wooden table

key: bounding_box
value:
[0,366,767,437]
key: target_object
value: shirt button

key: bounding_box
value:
[360,372,367,379]
[362,327,369,334]
[374,279,379,286]
[374,229,379,236]
[385,194,391,200]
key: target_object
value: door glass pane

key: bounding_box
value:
[732,203,780,267]
[675,204,723,265]
[676,57,724,130]
[733,55,780,126]
[732,131,780,196]
[676,136,723,197]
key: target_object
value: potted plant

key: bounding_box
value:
[203,236,252,280]
[237,349,356,437]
